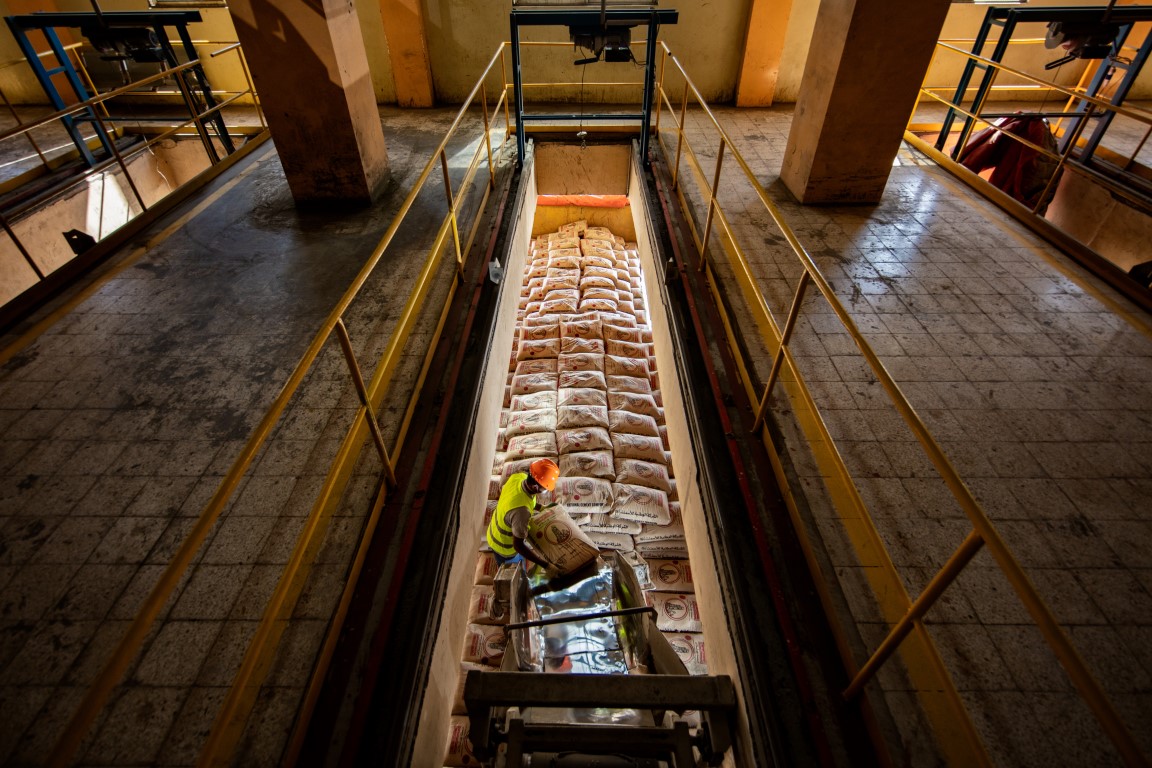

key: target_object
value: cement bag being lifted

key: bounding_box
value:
[528,506,599,575]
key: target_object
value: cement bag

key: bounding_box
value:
[548,232,580,247]
[607,374,651,395]
[580,275,616,291]
[583,513,641,535]
[511,389,557,411]
[474,551,499,585]
[553,476,614,514]
[664,632,708,676]
[528,506,599,575]
[659,424,669,450]
[514,358,557,377]
[541,296,579,315]
[523,312,561,327]
[488,475,502,501]
[556,404,609,430]
[608,391,660,418]
[560,336,605,355]
[647,558,694,592]
[557,426,612,454]
[559,450,615,481]
[634,538,689,560]
[547,249,582,267]
[607,411,660,438]
[560,317,603,341]
[611,482,671,525]
[520,322,560,342]
[650,592,702,633]
[579,298,618,313]
[557,387,607,408]
[468,585,507,625]
[584,225,614,239]
[505,432,557,460]
[582,255,616,271]
[614,458,672,493]
[634,520,686,545]
[500,458,534,486]
[506,408,558,439]
[615,299,636,316]
[525,262,548,279]
[443,715,480,767]
[462,623,507,665]
[544,287,580,304]
[558,353,604,373]
[602,312,638,329]
[557,220,585,237]
[587,531,634,552]
[510,372,557,396]
[518,340,562,366]
[611,433,666,464]
[582,287,619,303]
[558,370,606,391]
[453,662,488,715]
[582,265,617,282]
[606,337,648,357]
[483,500,498,527]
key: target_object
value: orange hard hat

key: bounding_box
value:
[529,458,560,491]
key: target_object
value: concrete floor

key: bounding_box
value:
[0,100,1149,768]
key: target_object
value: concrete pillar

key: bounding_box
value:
[780,0,951,204]
[380,0,435,108]
[735,0,794,107]
[228,0,389,206]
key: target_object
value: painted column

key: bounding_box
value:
[735,0,794,107]
[780,0,951,204]
[228,0,389,205]
[379,0,434,108]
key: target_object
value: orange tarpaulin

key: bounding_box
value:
[536,194,630,208]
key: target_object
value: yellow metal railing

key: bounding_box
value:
[652,40,1149,768]
[44,44,512,768]
[0,43,265,306]
[912,42,1152,218]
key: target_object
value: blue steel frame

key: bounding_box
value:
[4,10,235,168]
[509,7,679,166]
[936,5,1152,164]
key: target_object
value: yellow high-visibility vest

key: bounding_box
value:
[487,473,536,557]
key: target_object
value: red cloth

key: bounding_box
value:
[536,194,630,208]
[957,114,1060,211]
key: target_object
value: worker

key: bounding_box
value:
[488,458,559,570]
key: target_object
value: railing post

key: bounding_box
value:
[481,84,495,190]
[501,44,512,137]
[87,107,148,214]
[752,271,811,432]
[175,68,220,164]
[698,138,725,270]
[1032,103,1094,216]
[441,148,465,280]
[236,49,266,130]
[335,319,397,487]
[671,81,689,189]
[653,44,667,135]
[842,530,985,700]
